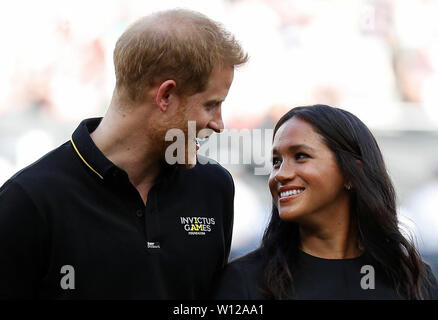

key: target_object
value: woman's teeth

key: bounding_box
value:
[280,189,304,198]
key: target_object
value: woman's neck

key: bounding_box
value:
[298,214,363,259]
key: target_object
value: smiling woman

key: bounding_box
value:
[214,104,438,300]
[270,116,350,232]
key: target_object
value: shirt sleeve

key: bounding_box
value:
[0,180,48,299]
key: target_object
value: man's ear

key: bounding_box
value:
[155,80,176,112]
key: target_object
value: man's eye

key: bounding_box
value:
[205,102,220,110]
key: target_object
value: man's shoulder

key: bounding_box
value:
[0,141,75,212]
[195,155,229,173]
[7,141,73,190]
[184,155,234,186]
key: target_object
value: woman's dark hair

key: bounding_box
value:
[260,104,429,299]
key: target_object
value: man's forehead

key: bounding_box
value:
[183,65,234,102]
[207,65,234,87]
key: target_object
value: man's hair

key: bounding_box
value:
[113,9,248,103]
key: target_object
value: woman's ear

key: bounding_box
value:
[155,80,176,112]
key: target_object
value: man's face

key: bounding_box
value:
[164,65,235,168]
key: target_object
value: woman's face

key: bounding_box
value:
[269,117,349,224]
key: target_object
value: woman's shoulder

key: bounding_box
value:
[225,249,265,285]
[423,263,438,299]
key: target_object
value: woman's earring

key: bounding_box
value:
[346,184,352,191]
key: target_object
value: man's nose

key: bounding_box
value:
[208,108,224,133]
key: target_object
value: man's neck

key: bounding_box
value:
[90,106,163,200]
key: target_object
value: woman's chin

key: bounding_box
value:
[278,209,303,222]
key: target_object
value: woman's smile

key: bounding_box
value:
[278,186,305,203]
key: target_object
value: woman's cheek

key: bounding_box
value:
[268,177,277,201]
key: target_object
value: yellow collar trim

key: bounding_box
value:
[70,137,104,180]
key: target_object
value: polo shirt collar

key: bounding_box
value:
[71,118,116,180]
[70,117,179,183]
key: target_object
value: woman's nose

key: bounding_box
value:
[273,161,296,185]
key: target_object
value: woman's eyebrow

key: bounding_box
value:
[272,144,316,156]
[289,144,317,153]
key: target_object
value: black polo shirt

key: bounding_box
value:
[0,118,234,299]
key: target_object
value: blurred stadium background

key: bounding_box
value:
[1,0,437,273]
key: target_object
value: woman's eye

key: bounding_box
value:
[295,152,309,160]
[272,157,282,167]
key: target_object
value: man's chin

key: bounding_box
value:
[173,161,196,169]
[183,154,198,169]
[170,153,197,169]
[182,162,196,169]
[162,139,198,169]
